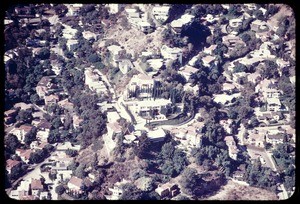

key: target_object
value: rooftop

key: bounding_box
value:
[6,159,20,170]
[31,179,43,190]
[69,176,83,188]
[147,128,165,140]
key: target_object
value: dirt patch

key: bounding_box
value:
[205,180,278,200]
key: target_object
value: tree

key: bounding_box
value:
[88,54,100,63]
[48,171,57,181]
[75,164,86,179]
[16,109,33,124]
[5,134,21,153]
[66,149,78,157]
[55,185,65,195]
[179,167,200,195]
[24,127,37,146]
[48,129,60,144]
[120,183,144,200]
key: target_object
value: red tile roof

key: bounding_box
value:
[31,179,43,190]
[6,159,21,170]
[69,176,83,188]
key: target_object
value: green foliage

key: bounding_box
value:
[5,134,21,153]
[29,149,46,164]
[65,149,78,157]
[24,127,37,146]
[74,163,86,179]
[158,142,188,177]
[120,183,145,200]
[16,109,33,124]
[55,184,65,195]
[179,167,201,195]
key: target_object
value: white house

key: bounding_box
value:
[84,68,107,94]
[170,14,195,33]
[107,111,121,123]
[106,4,123,14]
[107,45,124,67]
[178,65,198,81]
[224,136,239,160]
[160,45,182,64]
[147,128,166,142]
[152,5,170,22]
[66,39,78,51]
[105,179,130,200]
[68,176,83,193]
[11,125,34,143]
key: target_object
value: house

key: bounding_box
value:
[19,149,33,164]
[73,115,83,129]
[106,4,124,14]
[201,14,219,24]
[52,160,69,171]
[107,122,123,137]
[84,68,107,94]
[62,25,77,39]
[160,45,182,64]
[11,125,34,143]
[4,109,18,118]
[39,191,49,200]
[246,128,266,148]
[56,141,81,151]
[229,18,243,28]
[6,159,21,174]
[36,76,55,99]
[147,58,164,70]
[16,180,31,199]
[220,119,233,134]
[222,35,245,49]
[105,179,130,200]
[232,72,247,83]
[224,136,239,160]
[244,3,257,10]
[203,44,217,55]
[129,98,172,119]
[233,164,247,181]
[31,179,44,197]
[124,74,156,100]
[50,60,64,75]
[247,72,261,84]
[66,39,78,51]
[57,98,74,112]
[152,5,170,22]
[251,19,268,32]
[213,93,241,106]
[107,45,124,67]
[82,30,97,41]
[183,83,199,95]
[155,183,180,199]
[44,94,59,106]
[266,98,282,112]
[266,134,285,146]
[178,65,198,81]
[68,176,84,193]
[202,55,216,67]
[125,8,140,19]
[147,128,165,142]
[137,21,153,33]
[36,130,49,143]
[30,141,39,151]
[170,14,195,33]
[222,83,237,94]
[107,111,121,123]
[65,4,82,16]
[119,59,133,74]
[57,170,73,182]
